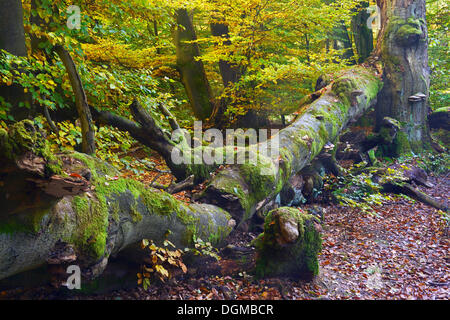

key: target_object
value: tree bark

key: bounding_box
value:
[375,0,431,154]
[173,9,214,121]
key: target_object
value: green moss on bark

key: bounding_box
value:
[71,195,109,261]
[253,207,322,279]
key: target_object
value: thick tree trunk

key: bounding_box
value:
[0,0,27,56]
[0,0,31,121]
[0,121,233,281]
[174,9,214,121]
[352,1,374,63]
[375,0,431,154]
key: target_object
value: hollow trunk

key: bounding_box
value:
[375,0,431,154]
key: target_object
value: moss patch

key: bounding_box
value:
[70,195,109,261]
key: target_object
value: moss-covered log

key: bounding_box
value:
[0,121,233,281]
[253,207,322,279]
[199,66,383,223]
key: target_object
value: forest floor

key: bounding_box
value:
[1,169,448,300]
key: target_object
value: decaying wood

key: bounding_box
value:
[166,175,195,194]
[28,175,91,198]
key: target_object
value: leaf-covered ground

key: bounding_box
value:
[1,172,447,300]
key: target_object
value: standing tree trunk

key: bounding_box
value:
[375,0,431,155]
[210,22,241,87]
[352,1,374,63]
[332,21,355,63]
[209,18,242,127]
[54,46,96,155]
[173,9,214,121]
[0,0,31,121]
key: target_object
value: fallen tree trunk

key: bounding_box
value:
[199,66,383,223]
[0,121,233,281]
